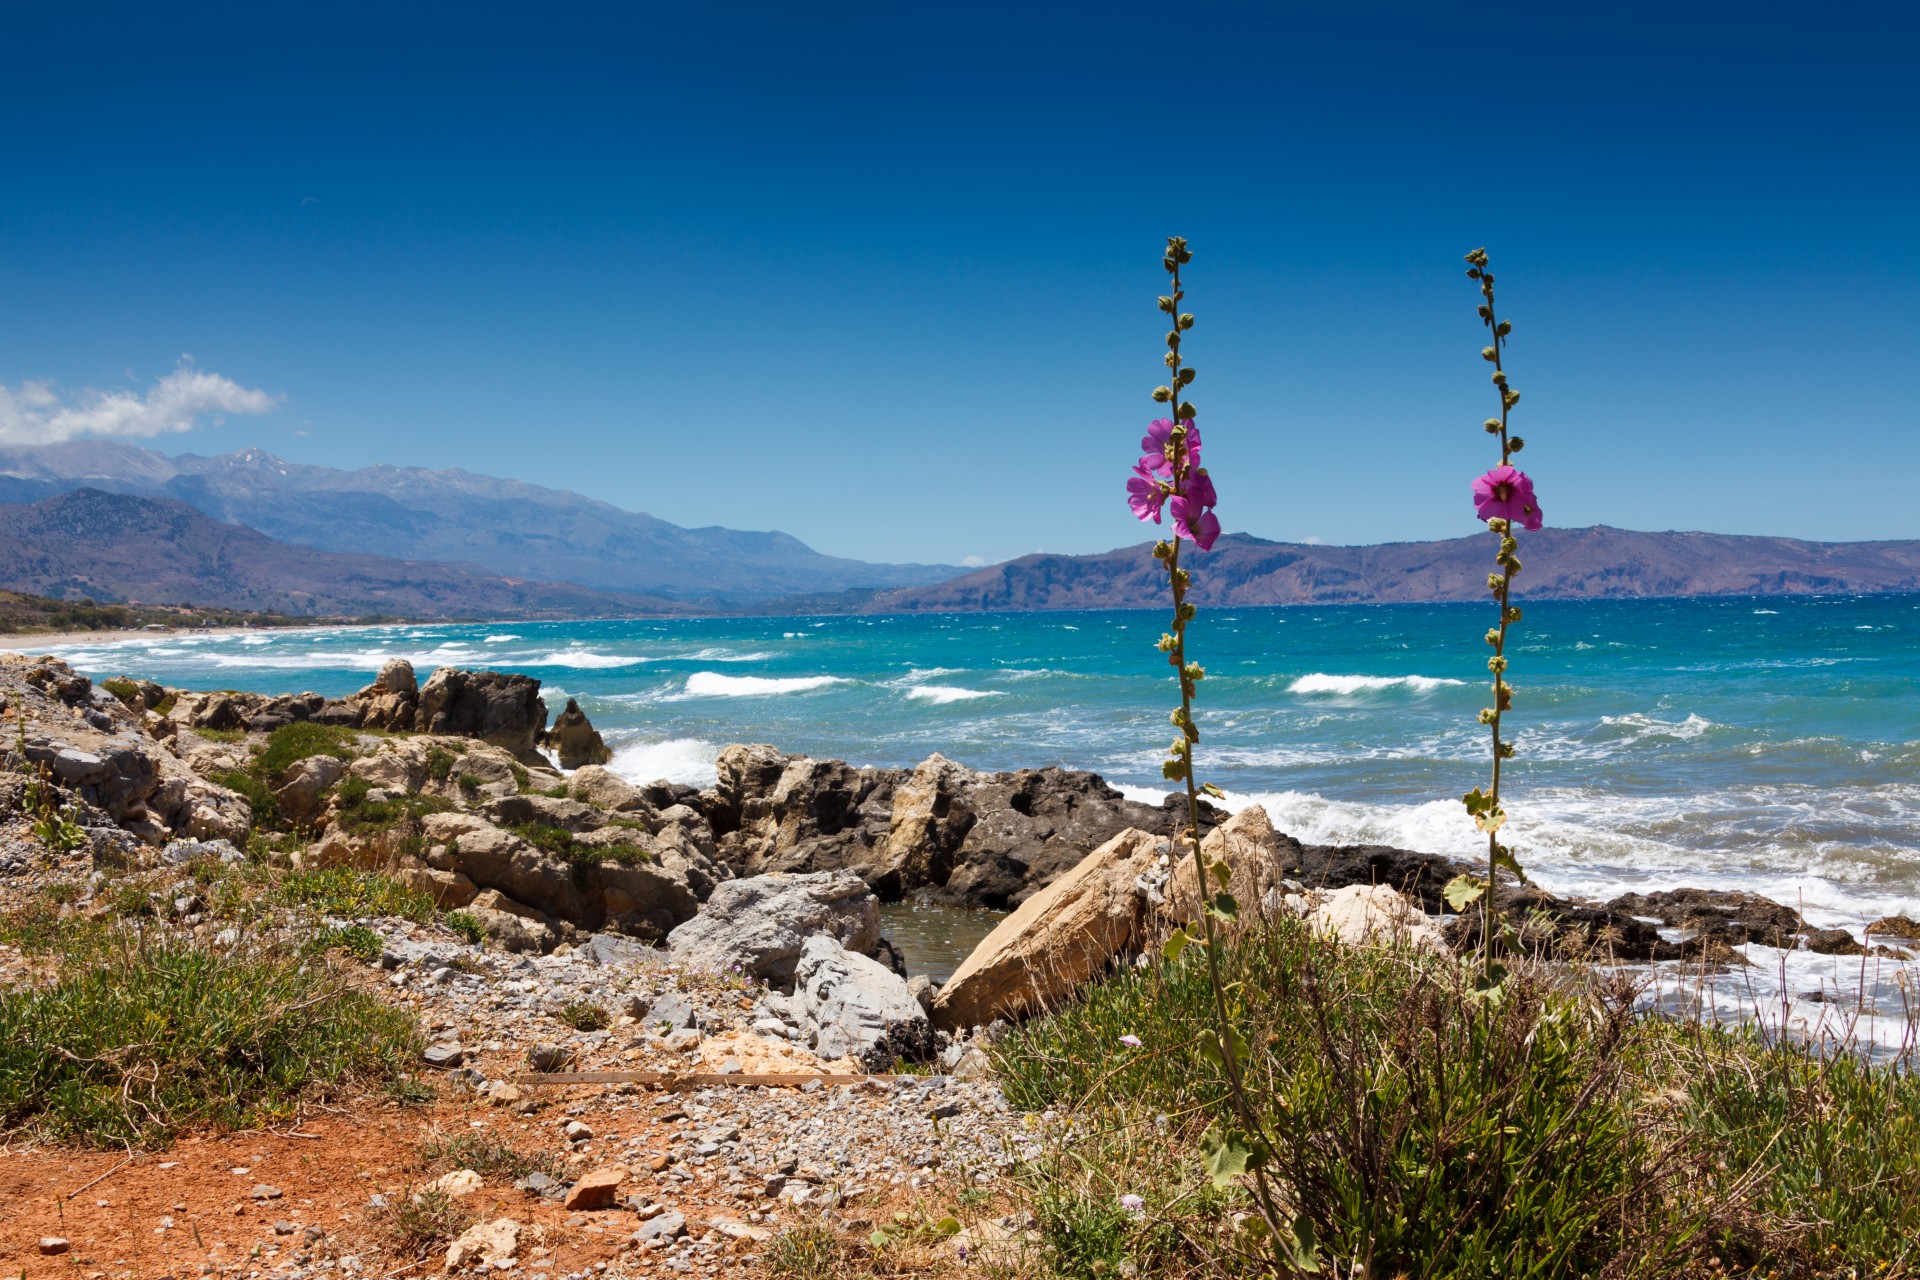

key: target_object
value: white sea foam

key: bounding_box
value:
[529,649,639,669]
[608,736,720,788]
[686,647,780,663]
[1289,673,1466,695]
[681,672,849,698]
[484,633,522,643]
[905,685,1002,705]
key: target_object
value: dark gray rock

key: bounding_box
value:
[417,668,548,763]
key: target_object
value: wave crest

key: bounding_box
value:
[1289,673,1466,695]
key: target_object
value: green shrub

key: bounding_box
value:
[446,912,486,945]
[255,722,358,778]
[272,868,436,923]
[0,938,418,1146]
[211,768,277,828]
[101,677,142,710]
[193,726,247,744]
[333,784,451,836]
[457,773,482,796]
[511,822,575,856]
[426,748,457,782]
[998,920,1695,1278]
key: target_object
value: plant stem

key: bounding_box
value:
[1483,274,1512,962]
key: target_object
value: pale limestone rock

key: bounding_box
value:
[931,828,1166,1032]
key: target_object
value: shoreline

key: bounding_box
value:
[0,620,385,654]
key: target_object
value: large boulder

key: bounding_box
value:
[568,765,656,816]
[416,668,549,762]
[546,699,612,770]
[272,754,347,824]
[792,935,934,1071]
[666,870,881,986]
[1305,885,1447,953]
[1160,804,1292,926]
[931,828,1167,1032]
[708,745,903,880]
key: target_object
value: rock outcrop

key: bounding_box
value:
[417,668,547,763]
[545,698,612,769]
[703,743,1216,909]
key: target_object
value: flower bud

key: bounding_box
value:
[1484,420,1501,434]
[1487,518,1508,532]
[1505,606,1522,623]
[1478,708,1496,725]
[1488,655,1508,673]
[1485,628,1502,646]
[1164,352,1180,369]
[1477,305,1491,319]
[1178,368,1196,386]
[1508,436,1524,452]
[1466,268,1482,279]
[1166,330,1181,348]
[1491,370,1507,385]
[1163,257,1177,272]
[1481,346,1497,362]
[1153,387,1173,402]
[1496,319,1511,336]
[1487,573,1504,592]
[1158,296,1175,314]
[1176,401,1196,419]
[1178,314,1194,329]
[1504,389,1521,408]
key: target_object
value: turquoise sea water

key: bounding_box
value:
[27,596,1920,930]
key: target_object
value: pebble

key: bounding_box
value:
[250,1184,283,1201]
[39,1238,70,1256]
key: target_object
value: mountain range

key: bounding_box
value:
[0,489,683,620]
[0,441,956,603]
[2,442,1917,617]
[857,528,1920,611]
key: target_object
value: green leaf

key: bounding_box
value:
[1162,929,1191,962]
[1197,1037,1223,1069]
[1289,1215,1322,1274]
[1201,782,1226,799]
[1443,875,1487,911]
[1462,787,1490,814]
[1210,859,1232,889]
[931,1217,961,1238]
[1473,807,1507,833]
[869,1230,892,1249]
[1491,847,1528,881]
[1199,1126,1256,1189]
[1207,891,1240,923]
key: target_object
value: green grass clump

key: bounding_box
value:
[0,938,418,1146]
[446,911,486,945]
[995,916,1920,1279]
[557,999,611,1031]
[323,924,385,962]
[508,822,648,874]
[193,726,248,743]
[255,722,359,778]
[272,868,436,923]
[332,775,451,836]
[426,747,457,781]
[419,1128,566,1181]
[369,1186,472,1259]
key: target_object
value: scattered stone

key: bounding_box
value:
[422,1042,465,1068]
[631,1211,686,1243]
[250,1184,283,1201]
[445,1217,523,1270]
[564,1120,595,1142]
[561,1166,626,1210]
[38,1238,71,1256]
[430,1169,484,1198]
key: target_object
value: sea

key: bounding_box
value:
[29,594,1920,1055]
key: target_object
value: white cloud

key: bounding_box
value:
[959,554,988,567]
[0,363,279,446]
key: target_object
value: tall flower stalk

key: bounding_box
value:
[1446,248,1544,960]
[1126,238,1315,1275]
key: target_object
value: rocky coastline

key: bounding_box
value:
[3,650,1917,1275]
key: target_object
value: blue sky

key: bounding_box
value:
[1,2,1914,566]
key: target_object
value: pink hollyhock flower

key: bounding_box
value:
[1185,468,1217,511]
[1140,418,1201,477]
[1172,495,1221,550]
[1472,465,1542,528]
[1126,462,1167,523]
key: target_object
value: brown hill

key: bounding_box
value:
[0,489,691,620]
[856,527,1920,611]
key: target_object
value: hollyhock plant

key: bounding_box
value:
[1121,238,1298,1266]
[1447,247,1546,962]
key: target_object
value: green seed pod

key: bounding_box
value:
[1178,368,1196,386]
[1491,370,1507,386]
[1158,296,1175,314]
[1176,401,1196,419]
[1496,319,1511,336]
[1477,304,1491,319]
[1178,313,1194,329]
[1153,386,1173,402]
[1481,346,1497,362]
[1508,436,1525,452]
[1505,389,1521,408]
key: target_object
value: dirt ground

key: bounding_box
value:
[0,1088,799,1280]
